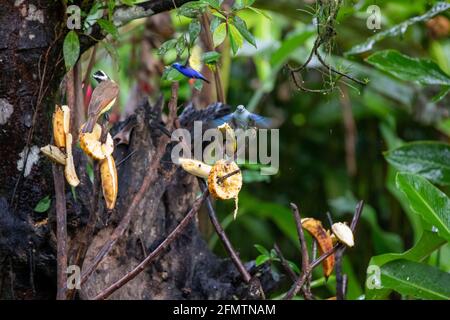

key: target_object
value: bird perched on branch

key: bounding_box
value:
[210,105,272,130]
[171,62,210,83]
[82,70,120,133]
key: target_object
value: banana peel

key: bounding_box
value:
[218,123,237,158]
[331,222,354,247]
[64,133,80,187]
[40,145,66,165]
[52,105,66,148]
[79,123,114,160]
[179,158,212,179]
[301,217,335,278]
[100,155,118,210]
[208,160,242,200]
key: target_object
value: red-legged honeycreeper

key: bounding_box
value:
[171,62,210,83]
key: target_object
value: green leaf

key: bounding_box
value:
[210,16,222,33]
[213,22,227,47]
[228,23,243,55]
[346,2,450,56]
[396,172,450,241]
[178,2,208,18]
[366,231,446,299]
[432,86,450,103]
[246,7,271,20]
[34,195,51,213]
[162,67,185,82]
[97,19,119,39]
[381,260,450,299]
[232,0,255,10]
[157,39,177,56]
[232,16,256,47]
[254,244,270,256]
[103,42,118,67]
[200,0,222,10]
[366,50,450,86]
[385,142,450,186]
[188,20,201,46]
[202,51,221,64]
[255,255,270,266]
[63,31,80,70]
[175,36,187,56]
[287,260,300,275]
[120,0,135,5]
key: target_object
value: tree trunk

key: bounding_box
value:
[0,0,66,299]
[0,1,275,300]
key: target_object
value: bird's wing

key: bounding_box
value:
[87,82,120,116]
[248,113,272,129]
[208,113,234,128]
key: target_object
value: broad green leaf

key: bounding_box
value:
[210,16,222,33]
[97,19,119,39]
[381,260,450,300]
[232,15,256,47]
[178,2,208,18]
[162,67,185,82]
[175,36,187,56]
[213,22,227,47]
[385,142,450,186]
[233,0,255,10]
[63,31,80,70]
[34,195,51,213]
[254,244,269,256]
[255,255,270,266]
[157,39,177,56]
[366,231,445,299]
[366,50,450,86]
[346,2,450,56]
[396,173,450,241]
[200,0,222,10]
[202,51,221,64]
[228,24,243,55]
[188,20,201,46]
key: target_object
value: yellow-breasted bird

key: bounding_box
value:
[82,70,119,133]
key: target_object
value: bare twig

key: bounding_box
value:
[290,203,313,300]
[93,189,210,300]
[198,179,251,283]
[53,164,67,300]
[274,244,297,282]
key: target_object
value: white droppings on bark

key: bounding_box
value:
[0,98,14,125]
[25,5,45,23]
[17,145,40,177]
[29,34,35,40]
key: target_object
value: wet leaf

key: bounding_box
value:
[381,260,450,300]
[232,15,256,47]
[228,24,243,55]
[396,173,450,241]
[385,142,450,186]
[366,50,450,86]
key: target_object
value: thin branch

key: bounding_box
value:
[198,180,250,283]
[53,164,67,300]
[94,189,210,300]
[274,244,296,282]
[289,203,313,300]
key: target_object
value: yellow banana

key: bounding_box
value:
[100,155,118,210]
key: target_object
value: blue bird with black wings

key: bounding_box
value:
[171,62,210,83]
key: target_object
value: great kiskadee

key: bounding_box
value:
[82,70,119,133]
